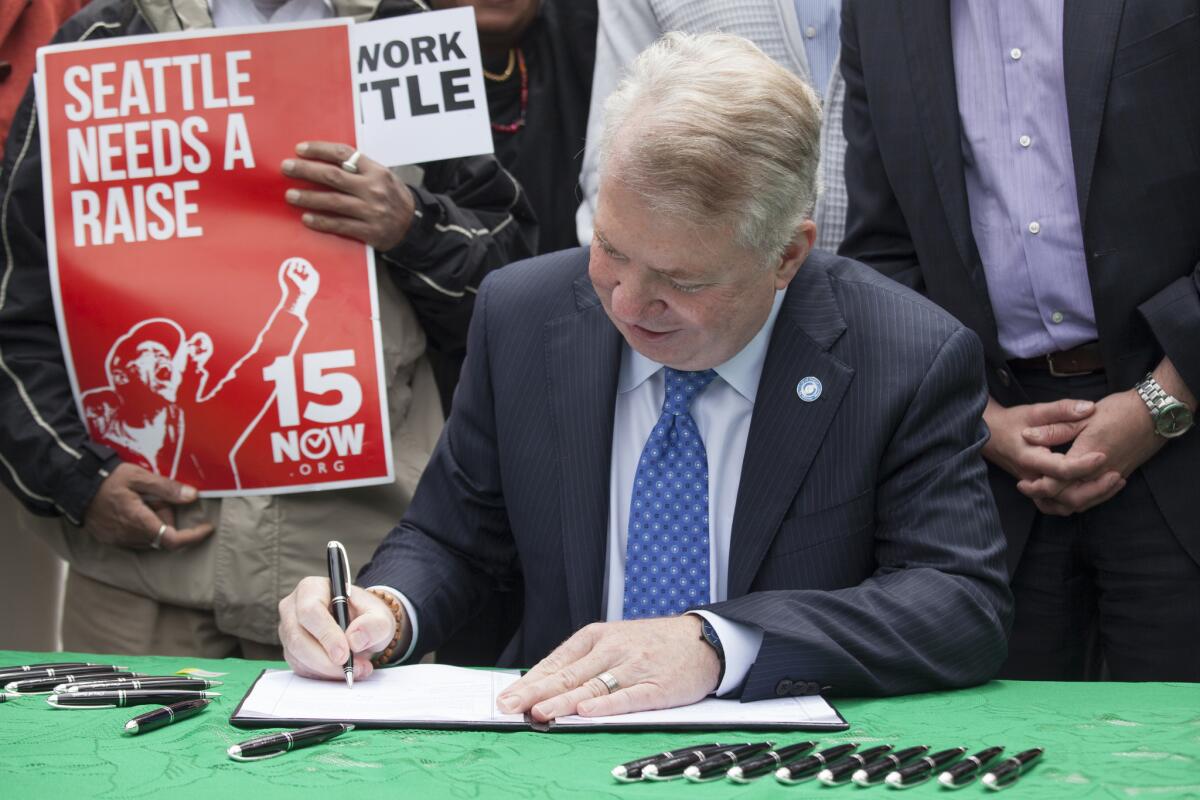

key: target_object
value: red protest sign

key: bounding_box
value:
[35,21,393,495]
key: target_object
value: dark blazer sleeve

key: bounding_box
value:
[356,271,518,655]
[836,0,923,293]
[704,325,1013,698]
[1138,271,1200,401]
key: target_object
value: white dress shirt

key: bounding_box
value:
[385,290,786,695]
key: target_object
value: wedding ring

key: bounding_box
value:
[150,523,167,550]
[340,150,362,174]
[594,671,620,694]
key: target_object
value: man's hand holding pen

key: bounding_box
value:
[278,577,407,683]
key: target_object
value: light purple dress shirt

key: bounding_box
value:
[951,0,1098,359]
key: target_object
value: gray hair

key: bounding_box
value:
[597,31,823,264]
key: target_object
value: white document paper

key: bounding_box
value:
[236,665,525,723]
[235,665,845,730]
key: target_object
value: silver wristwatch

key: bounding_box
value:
[1134,373,1194,439]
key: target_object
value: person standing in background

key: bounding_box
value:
[840,0,1200,681]
[576,0,847,253]
[432,0,598,254]
[0,0,535,662]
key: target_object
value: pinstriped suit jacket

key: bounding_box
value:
[357,247,1013,699]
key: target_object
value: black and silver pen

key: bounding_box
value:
[327,540,354,689]
[7,671,143,694]
[644,742,767,780]
[46,689,219,708]
[611,743,728,781]
[775,742,860,783]
[124,699,212,734]
[684,742,774,782]
[885,747,966,788]
[939,746,1004,788]
[62,677,222,693]
[0,662,106,680]
[727,741,817,782]
[817,744,896,785]
[227,723,354,761]
[982,747,1043,790]
[852,744,930,785]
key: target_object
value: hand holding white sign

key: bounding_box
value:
[282,141,416,251]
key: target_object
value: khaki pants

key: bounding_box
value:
[62,570,282,660]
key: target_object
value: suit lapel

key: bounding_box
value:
[897,1,1005,332]
[546,275,622,631]
[728,261,854,598]
[1063,0,1124,225]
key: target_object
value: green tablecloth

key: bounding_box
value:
[1,650,1197,799]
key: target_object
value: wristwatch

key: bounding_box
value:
[698,618,726,688]
[1134,373,1194,438]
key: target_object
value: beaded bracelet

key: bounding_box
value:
[366,587,406,667]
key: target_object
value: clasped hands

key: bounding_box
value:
[982,390,1162,516]
[278,576,720,721]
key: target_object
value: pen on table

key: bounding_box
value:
[727,740,818,782]
[939,746,1005,788]
[0,662,106,680]
[327,540,355,689]
[46,689,220,708]
[774,742,860,784]
[684,742,775,782]
[982,747,1044,790]
[817,743,896,785]
[227,723,354,761]
[643,742,763,780]
[3,665,130,690]
[124,699,212,734]
[60,677,222,693]
[611,742,728,781]
[885,746,966,788]
[852,744,930,786]
[6,672,144,695]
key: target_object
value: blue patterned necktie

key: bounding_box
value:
[623,367,718,620]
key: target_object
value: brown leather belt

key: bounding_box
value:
[1009,341,1105,377]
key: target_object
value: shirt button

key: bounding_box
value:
[1051,311,1065,324]
[1028,221,1041,234]
[805,25,817,38]
[1010,47,1023,60]
[1019,135,1032,148]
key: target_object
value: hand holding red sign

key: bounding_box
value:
[282,141,416,251]
[84,463,214,551]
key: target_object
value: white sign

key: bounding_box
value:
[352,7,493,166]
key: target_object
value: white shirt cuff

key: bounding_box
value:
[367,585,420,664]
[688,610,763,697]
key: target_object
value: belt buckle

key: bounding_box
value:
[1046,352,1092,378]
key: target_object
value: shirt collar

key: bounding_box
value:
[618,288,787,403]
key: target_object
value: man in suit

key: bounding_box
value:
[278,32,1011,716]
[840,1,1200,680]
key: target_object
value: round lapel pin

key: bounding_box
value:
[796,376,823,402]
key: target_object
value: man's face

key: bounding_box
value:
[126,340,184,403]
[589,176,807,371]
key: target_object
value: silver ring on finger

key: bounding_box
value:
[150,523,167,550]
[593,671,620,694]
[341,150,362,174]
